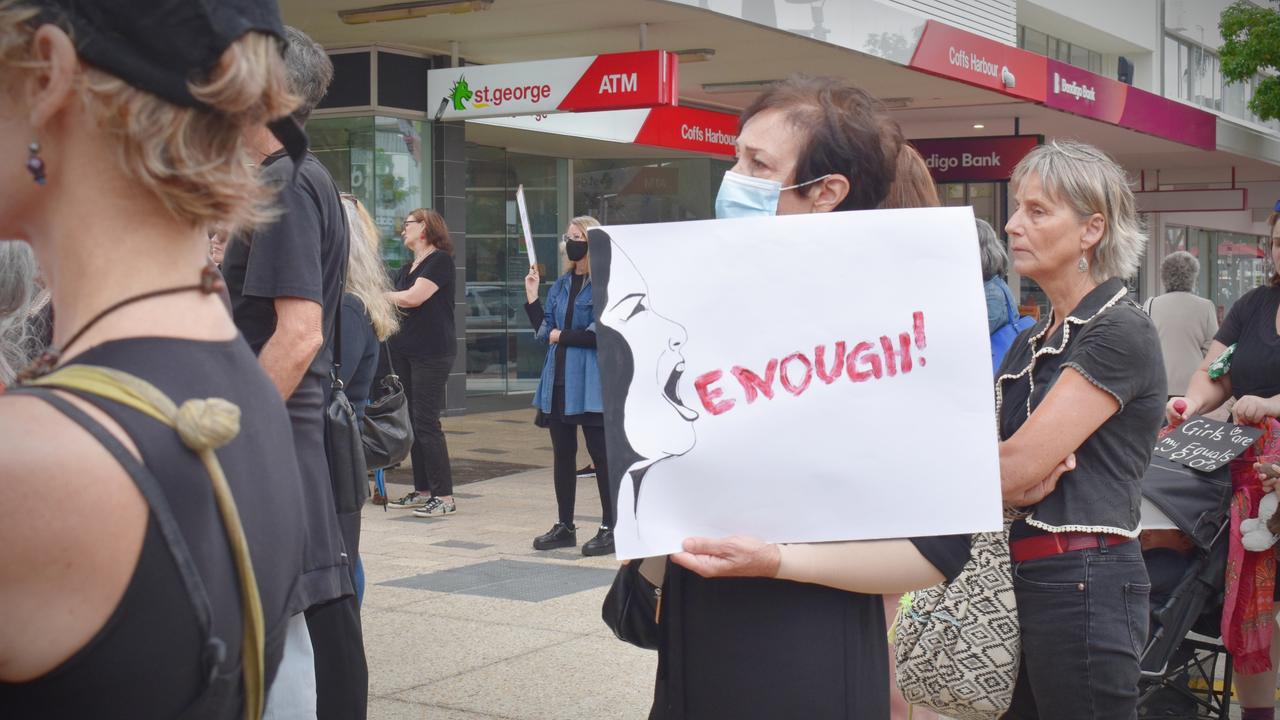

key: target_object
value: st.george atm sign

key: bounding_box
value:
[427,50,678,121]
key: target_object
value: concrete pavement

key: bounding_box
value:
[359,407,1267,719]
[361,408,655,720]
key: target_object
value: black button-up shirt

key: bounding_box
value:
[996,278,1167,536]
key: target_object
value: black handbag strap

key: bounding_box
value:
[332,194,350,392]
[381,341,400,382]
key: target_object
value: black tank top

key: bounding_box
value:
[0,337,347,718]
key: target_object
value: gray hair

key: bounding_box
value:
[0,241,50,385]
[283,26,333,125]
[976,218,1007,280]
[1161,250,1200,293]
[1011,139,1147,283]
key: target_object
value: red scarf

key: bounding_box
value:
[1222,418,1280,674]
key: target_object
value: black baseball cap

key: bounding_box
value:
[27,0,307,163]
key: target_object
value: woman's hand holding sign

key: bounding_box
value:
[524,267,540,304]
[1233,395,1279,425]
[672,536,782,579]
[1166,397,1194,427]
[675,456,1075,586]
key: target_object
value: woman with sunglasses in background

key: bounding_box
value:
[385,208,457,516]
[523,216,614,556]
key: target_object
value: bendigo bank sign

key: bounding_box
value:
[910,135,1042,183]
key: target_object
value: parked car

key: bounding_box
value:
[465,284,528,374]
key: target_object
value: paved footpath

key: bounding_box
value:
[361,408,656,720]
[360,409,1266,719]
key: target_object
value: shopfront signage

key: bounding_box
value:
[632,105,738,157]
[910,135,1041,183]
[908,22,1216,151]
[471,105,738,158]
[908,20,1047,102]
[427,50,677,121]
[1045,59,1216,150]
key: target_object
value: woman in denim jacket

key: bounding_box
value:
[523,215,612,556]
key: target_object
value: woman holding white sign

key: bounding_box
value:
[1167,207,1280,719]
[614,76,979,720]
[640,137,1162,720]
[523,216,615,556]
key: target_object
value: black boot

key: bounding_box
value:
[533,522,576,551]
[581,526,614,557]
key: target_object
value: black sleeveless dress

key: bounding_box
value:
[0,336,348,718]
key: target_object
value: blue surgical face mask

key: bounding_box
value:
[714,170,832,219]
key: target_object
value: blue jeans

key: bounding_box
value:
[354,555,365,607]
[1002,539,1150,720]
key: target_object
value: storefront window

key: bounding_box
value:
[938,181,1006,231]
[1163,225,1269,322]
[1018,25,1104,77]
[1213,231,1270,317]
[1163,34,1280,131]
[309,115,432,267]
[573,157,732,225]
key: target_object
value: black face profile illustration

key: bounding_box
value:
[589,229,698,522]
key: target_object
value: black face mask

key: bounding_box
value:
[565,240,588,262]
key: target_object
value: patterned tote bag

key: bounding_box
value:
[892,520,1020,720]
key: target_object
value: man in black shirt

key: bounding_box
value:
[220,26,368,720]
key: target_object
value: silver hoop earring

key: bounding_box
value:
[1077,255,1089,273]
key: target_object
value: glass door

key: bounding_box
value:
[463,144,567,396]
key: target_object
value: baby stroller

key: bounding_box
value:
[1137,455,1234,719]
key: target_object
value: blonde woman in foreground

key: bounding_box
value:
[0,1,348,716]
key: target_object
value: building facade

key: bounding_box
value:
[284,0,1280,412]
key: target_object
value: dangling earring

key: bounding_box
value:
[26,142,46,185]
[1077,254,1089,273]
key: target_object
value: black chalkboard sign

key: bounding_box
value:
[1152,417,1263,472]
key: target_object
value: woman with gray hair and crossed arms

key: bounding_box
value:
[1146,251,1217,398]
[993,140,1166,717]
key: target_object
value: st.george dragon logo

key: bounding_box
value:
[445,76,554,112]
[448,77,473,111]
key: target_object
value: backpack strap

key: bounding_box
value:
[21,365,265,720]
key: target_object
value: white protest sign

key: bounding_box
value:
[589,207,1003,559]
[515,184,537,268]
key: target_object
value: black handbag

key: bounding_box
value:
[324,250,369,516]
[601,559,662,650]
[360,343,413,471]
[325,376,368,515]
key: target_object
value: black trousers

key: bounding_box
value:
[391,352,454,497]
[1003,539,1149,720]
[306,595,368,720]
[547,411,611,527]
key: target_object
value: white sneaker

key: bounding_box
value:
[412,497,457,517]
[388,491,428,509]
